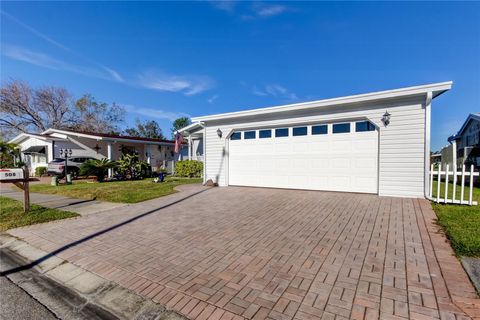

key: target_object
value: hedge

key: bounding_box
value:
[35,166,47,177]
[174,160,203,178]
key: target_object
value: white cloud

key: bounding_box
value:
[253,84,298,100]
[253,3,288,17]
[124,105,190,122]
[208,1,290,19]
[208,94,219,104]
[1,10,123,83]
[103,67,124,82]
[208,0,237,12]
[137,71,214,96]
[2,44,118,81]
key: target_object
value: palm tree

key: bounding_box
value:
[79,158,117,182]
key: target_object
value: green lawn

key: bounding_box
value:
[0,196,79,231]
[430,180,480,257]
[28,177,202,203]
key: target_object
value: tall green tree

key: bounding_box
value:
[171,117,191,137]
[124,119,165,139]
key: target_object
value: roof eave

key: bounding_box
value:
[454,113,480,138]
[176,122,205,135]
[43,128,174,145]
[8,133,51,144]
[192,81,453,123]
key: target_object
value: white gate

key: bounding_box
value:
[428,164,479,205]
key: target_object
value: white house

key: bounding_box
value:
[446,113,480,168]
[9,128,185,175]
[179,82,452,198]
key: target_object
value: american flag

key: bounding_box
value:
[174,132,184,154]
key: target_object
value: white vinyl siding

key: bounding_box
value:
[203,96,427,198]
[19,137,51,176]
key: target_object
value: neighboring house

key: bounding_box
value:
[430,152,442,167]
[440,144,456,169]
[9,128,186,176]
[179,82,452,198]
[447,113,480,168]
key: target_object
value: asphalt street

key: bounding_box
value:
[0,276,57,320]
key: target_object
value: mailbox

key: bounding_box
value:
[0,168,25,181]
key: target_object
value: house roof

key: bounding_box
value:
[192,81,453,123]
[448,113,480,142]
[9,128,176,145]
[176,122,204,135]
[42,128,175,145]
[8,132,63,144]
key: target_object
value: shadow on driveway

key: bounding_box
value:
[0,188,210,277]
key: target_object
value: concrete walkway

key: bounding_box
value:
[0,184,127,216]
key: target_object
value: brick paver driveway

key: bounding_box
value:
[8,187,479,320]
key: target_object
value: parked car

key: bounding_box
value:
[47,157,95,178]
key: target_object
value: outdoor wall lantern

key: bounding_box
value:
[381,111,391,127]
[216,128,222,138]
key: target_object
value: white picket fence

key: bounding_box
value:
[428,164,479,205]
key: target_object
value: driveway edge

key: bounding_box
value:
[0,233,187,320]
[418,200,480,319]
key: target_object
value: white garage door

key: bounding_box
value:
[228,121,378,194]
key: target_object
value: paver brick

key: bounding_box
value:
[7,187,479,319]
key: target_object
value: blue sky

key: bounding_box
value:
[1,1,479,150]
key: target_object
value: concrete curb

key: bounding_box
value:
[462,256,480,294]
[0,233,187,320]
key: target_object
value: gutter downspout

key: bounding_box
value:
[424,91,432,198]
[203,125,206,184]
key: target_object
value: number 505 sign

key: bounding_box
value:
[0,168,25,181]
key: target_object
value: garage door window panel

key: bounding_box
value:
[275,128,289,137]
[333,123,350,134]
[356,121,376,132]
[312,125,328,135]
[293,127,308,136]
[231,132,241,140]
[259,130,272,138]
[244,131,256,139]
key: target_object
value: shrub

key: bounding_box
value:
[35,166,47,177]
[174,160,203,178]
[80,158,117,182]
[116,153,151,179]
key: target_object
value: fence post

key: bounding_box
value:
[453,164,457,203]
[429,164,433,199]
[469,164,474,205]
[461,164,465,203]
[437,163,441,203]
[445,164,449,202]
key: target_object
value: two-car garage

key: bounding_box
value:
[180,82,453,198]
[228,120,378,194]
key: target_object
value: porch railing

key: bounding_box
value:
[428,164,479,205]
